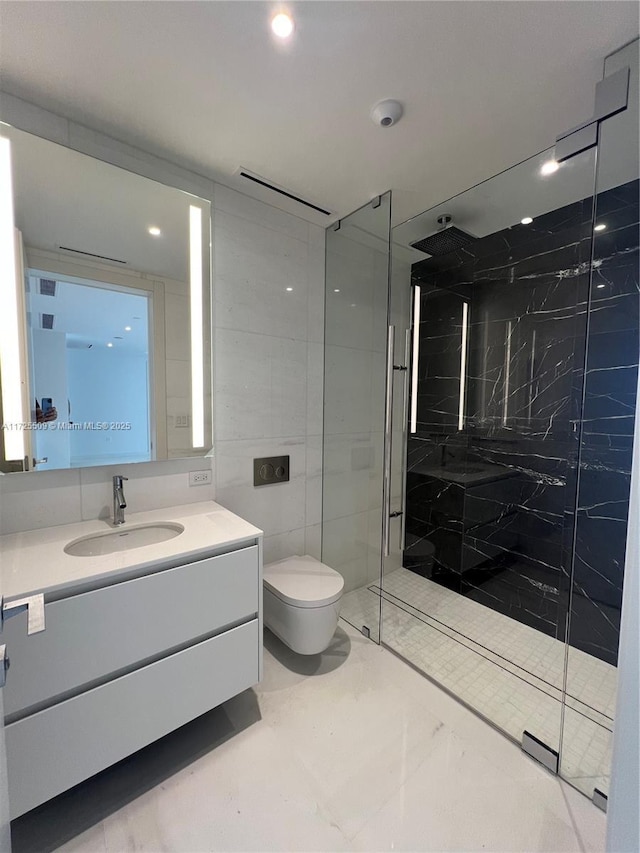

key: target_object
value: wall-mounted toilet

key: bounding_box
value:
[263,555,344,655]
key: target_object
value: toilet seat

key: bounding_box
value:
[264,555,344,609]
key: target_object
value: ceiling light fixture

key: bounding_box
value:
[521,217,533,225]
[148,226,161,237]
[594,223,607,232]
[107,342,113,348]
[271,12,294,38]
[540,160,559,176]
[285,287,293,292]
[597,283,606,289]
[124,325,132,331]
[334,289,340,293]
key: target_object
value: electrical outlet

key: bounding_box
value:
[189,470,212,486]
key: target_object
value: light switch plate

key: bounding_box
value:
[189,470,212,486]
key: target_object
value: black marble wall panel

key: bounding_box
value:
[568,180,639,665]
[404,180,639,665]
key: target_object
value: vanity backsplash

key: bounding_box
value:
[0,458,215,536]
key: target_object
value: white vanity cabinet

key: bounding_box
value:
[0,503,263,819]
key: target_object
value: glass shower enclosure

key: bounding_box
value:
[323,39,639,804]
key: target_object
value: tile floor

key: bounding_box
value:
[12,621,606,853]
[340,568,615,800]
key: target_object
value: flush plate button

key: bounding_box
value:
[254,455,290,486]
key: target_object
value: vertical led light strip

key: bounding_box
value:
[410,284,421,433]
[527,328,537,422]
[189,204,205,448]
[0,136,26,461]
[458,301,469,432]
[502,319,513,426]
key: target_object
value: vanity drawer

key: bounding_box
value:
[4,544,259,718]
[6,619,259,819]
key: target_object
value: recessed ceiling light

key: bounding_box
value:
[334,289,340,293]
[540,160,559,176]
[271,13,294,38]
[124,325,132,331]
[350,303,356,308]
[594,223,607,232]
[521,217,533,225]
[285,287,293,292]
[596,283,606,289]
[107,342,113,348]
[148,226,161,236]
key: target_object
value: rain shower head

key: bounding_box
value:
[411,214,477,256]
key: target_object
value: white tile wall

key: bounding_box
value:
[213,436,307,534]
[0,469,82,535]
[0,457,215,536]
[213,188,325,562]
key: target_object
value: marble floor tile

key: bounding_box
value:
[259,631,448,839]
[101,724,350,853]
[12,621,606,853]
[350,730,595,853]
[56,825,106,853]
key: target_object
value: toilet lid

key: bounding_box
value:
[264,555,344,609]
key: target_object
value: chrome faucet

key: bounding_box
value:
[113,475,128,525]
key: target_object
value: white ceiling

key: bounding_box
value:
[0,2,637,227]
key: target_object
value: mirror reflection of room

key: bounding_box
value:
[0,124,212,473]
[26,274,151,470]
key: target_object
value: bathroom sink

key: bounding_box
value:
[64,522,185,557]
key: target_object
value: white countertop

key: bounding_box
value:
[0,501,262,600]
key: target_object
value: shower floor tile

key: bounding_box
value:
[340,568,615,800]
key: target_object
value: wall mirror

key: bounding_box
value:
[0,124,212,473]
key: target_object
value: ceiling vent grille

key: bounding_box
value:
[39,278,57,297]
[237,168,331,216]
[41,313,55,330]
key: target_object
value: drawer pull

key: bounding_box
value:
[0,644,9,688]
[1,594,46,634]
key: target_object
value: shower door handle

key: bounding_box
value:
[382,325,395,558]
[399,328,411,551]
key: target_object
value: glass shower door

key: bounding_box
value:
[383,143,599,765]
[322,193,392,643]
[560,38,640,805]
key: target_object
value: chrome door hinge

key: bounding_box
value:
[522,731,559,774]
[593,788,608,812]
[555,66,630,162]
[1,594,46,634]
